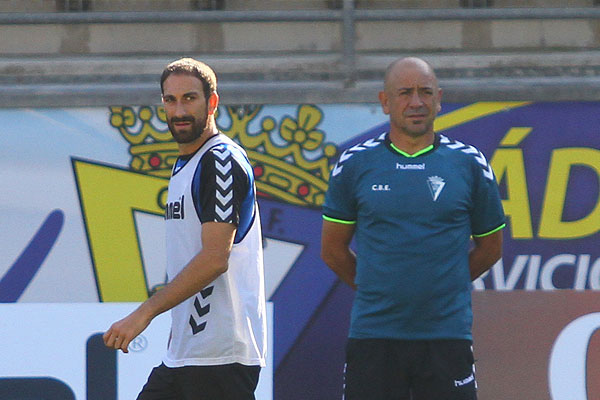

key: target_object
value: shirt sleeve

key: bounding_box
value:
[322,157,357,223]
[469,153,506,236]
[194,147,250,226]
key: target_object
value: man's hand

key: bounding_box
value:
[102,222,236,353]
[103,310,151,353]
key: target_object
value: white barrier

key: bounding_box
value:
[0,303,273,400]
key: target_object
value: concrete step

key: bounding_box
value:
[1,8,600,55]
[2,50,599,81]
[1,50,599,106]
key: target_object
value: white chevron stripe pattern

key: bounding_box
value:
[213,149,229,161]
[215,160,232,175]
[216,175,233,189]
[216,205,233,221]
[213,147,234,222]
[440,134,495,181]
[332,132,386,177]
[216,190,233,204]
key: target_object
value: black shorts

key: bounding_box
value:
[344,338,477,400]
[137,363,260,400]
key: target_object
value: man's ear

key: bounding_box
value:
[378,91,390,115]
[208,92,219,115]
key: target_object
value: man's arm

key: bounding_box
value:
[469,229,503,281]
[321,219,357,290]
[103,221,235,353]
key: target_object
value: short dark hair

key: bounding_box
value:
[160,57,217,100]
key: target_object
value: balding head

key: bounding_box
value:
[383,57,439,93]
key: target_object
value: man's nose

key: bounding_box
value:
[173,101,186,117]
[409,91,424,107]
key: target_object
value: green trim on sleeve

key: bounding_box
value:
[473,223,506,238]
[323,215,357,225]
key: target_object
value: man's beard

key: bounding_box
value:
[167,114,208,144]
[402,121,433,137]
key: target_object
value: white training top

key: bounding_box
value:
[162,134,267,368]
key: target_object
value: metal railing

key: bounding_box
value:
[2,0,598,12]
[3,4,600,23]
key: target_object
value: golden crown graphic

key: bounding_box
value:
[109,106,178,178]
[109,104,338,207]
